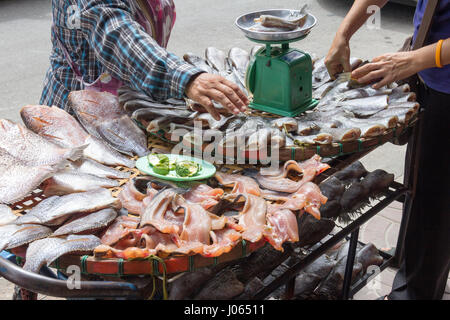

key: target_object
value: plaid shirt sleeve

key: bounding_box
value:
[79,0,203,100]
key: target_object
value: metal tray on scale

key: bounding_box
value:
[235,9,317,43]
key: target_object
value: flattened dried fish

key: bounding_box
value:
[0,119,84,166]
[0,152,60,204]
[23,235,101,273]
[0,204,17,225]
[68,90,147,157]
[341,95,389,117]
[5,224,53,250]
[205,47,228,73]
[53,208,118,236]
[0,224,22,250]
[42,171,119,196]
[15,188,120,226]
[183,52,215,74]
[20,105,135,168]
[271,117,298,133]
[321,127,361,142]
[228,47,250,76]
[68,158,130,179]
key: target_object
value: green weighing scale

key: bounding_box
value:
[236,9,318,117]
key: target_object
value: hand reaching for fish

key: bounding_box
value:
[351,51,425,89]
[185,73,249,120]
[325,35,351,80]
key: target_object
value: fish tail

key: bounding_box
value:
[64,144,87,161]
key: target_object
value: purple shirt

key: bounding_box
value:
[413,0,450,94]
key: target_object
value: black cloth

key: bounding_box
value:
[389,82,450,300]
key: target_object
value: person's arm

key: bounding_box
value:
[79,0,248,119]
[325,0,389,78]
[352,38,450,89]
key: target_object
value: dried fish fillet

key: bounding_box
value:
[53,208,118,236]
[23,235,101,273]
[42,171,119,196]
[5,224,53,250]
[15,188,120,226]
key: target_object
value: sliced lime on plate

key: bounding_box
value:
[136,154,216,182]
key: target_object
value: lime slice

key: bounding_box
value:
[153,164,170,175]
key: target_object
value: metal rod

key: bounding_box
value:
[341,228,360,300]
[252,185,408,300]
[0,257,141,299]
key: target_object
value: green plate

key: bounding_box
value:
[136,154,217,182]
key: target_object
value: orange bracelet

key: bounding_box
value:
[436,39,444,68]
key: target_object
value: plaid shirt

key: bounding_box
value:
[40,0,203,109]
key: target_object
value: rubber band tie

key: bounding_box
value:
[338,143,343,156]
[357,139,363,152]
[147,255,168,300]
[241,240,247,257]
[118,258,124,277]
[81,255,89,274]
[316,145,321,156]
[213,257,219,266]
[291,148,296,160]
[188,255,195,272]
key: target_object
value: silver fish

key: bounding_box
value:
[296,121,320,136]
[205,47,228,73]
[0,224,22,250]
[271,117,298,133]
[334,115,388,138]
[194,113,230,130]
[294,133,333,145]
[0,119,84,166]
[183,52,215,74]
[0,204,17,225]
[20,105,135,168]
[15,188,120,226]
[341,95,389,118]
[23,234,101,273]
[0,151,61,204]
[53,208,118,236]
[338,85,392,101]
[5,224,53,250]
[322,127,361,142]
[374,105,418,123]
[42,171,119,196]
[228,48,250,77]
[68,158,131,179]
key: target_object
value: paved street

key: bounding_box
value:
[0,0,448,300]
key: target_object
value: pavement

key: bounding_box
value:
[0,0,448,300]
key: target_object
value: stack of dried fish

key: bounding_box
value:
[119,48,419,157]
[93,155,330,260]
[0,188,120,273]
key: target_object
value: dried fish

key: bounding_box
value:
[0,119,84,166]
[23,235,101,273]
[68,90,148,157]
[15,188,120,226]
[205,47,228,73]
[5,224,53,250]
[53,208,118,236]
[0,204,17,225]
[183,52,215,74]
[68,158,130,179]
[0,151,60,204]
[20,105,135,168]
[42,171,119,196]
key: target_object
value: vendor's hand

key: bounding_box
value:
[325,35,352,79]
[185,73,249,120]
[351,51,418,89]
